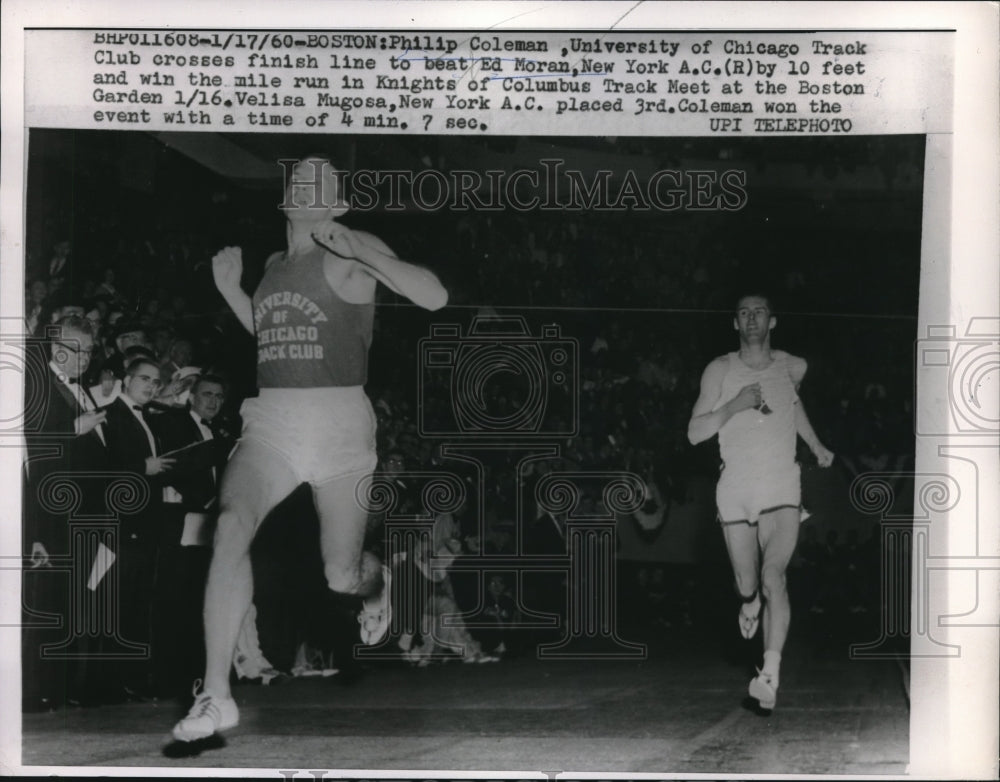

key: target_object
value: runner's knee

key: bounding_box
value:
[324,562,363,595]
[213,507,257,551]
[760,566,787,601]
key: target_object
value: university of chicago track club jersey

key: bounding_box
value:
[253,246,374,388]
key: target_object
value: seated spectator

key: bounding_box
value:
[627,466,670,544]
[233,604,287,685]
[160,338,194,380]
[43,238,72,289]
[151,326,175,363]
[24,279,47,335]
[102,320,151,379]
[32,291,87,338]
[83,303,104,343]
[157,365,202,408]
[404,511,497,666]
[90,366,122,407]
[95,266,122,303]
[476,574,520,657]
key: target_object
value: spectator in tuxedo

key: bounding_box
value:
[102,357,175,698]
[22,315,108,711]
[151,373,234,696]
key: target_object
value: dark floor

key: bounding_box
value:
[20,624,908,775]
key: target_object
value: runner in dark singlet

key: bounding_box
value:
[174,157,447,741]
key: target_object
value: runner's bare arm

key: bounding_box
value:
[212,246,255,335]
[688,357,761,444]
[788,359,834,466]
[313,223,448,311]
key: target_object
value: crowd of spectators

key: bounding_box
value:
[21,146,918,710]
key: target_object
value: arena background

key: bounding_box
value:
[24,129,921,650]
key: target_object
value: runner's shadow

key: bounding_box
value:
[741,695,773,718]
[162,734,226,758]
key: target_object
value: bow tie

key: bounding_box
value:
[201,419,212,428]
[67,377,78,385]
[132,404,144,412]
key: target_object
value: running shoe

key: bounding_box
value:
[748,669,778,710]
[172,681,239,741]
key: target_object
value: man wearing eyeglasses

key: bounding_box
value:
[103,357,176,699]
[22,315,109,710]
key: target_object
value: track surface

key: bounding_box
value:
[20,623,908,775]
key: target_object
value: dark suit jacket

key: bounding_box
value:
[103,396,164,539]
[151,407,233,514]
[23,363,109,553]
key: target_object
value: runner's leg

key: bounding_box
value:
[756,506,800,656]
[312,473,382,597]
[201,441,299,698]
[721,520,761,602]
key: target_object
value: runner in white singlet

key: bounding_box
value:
[688,294,834,711]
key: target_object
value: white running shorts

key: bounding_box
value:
[716,461,801,525]
[238,386,378,486]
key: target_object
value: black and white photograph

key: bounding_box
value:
[2,2,998,779]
